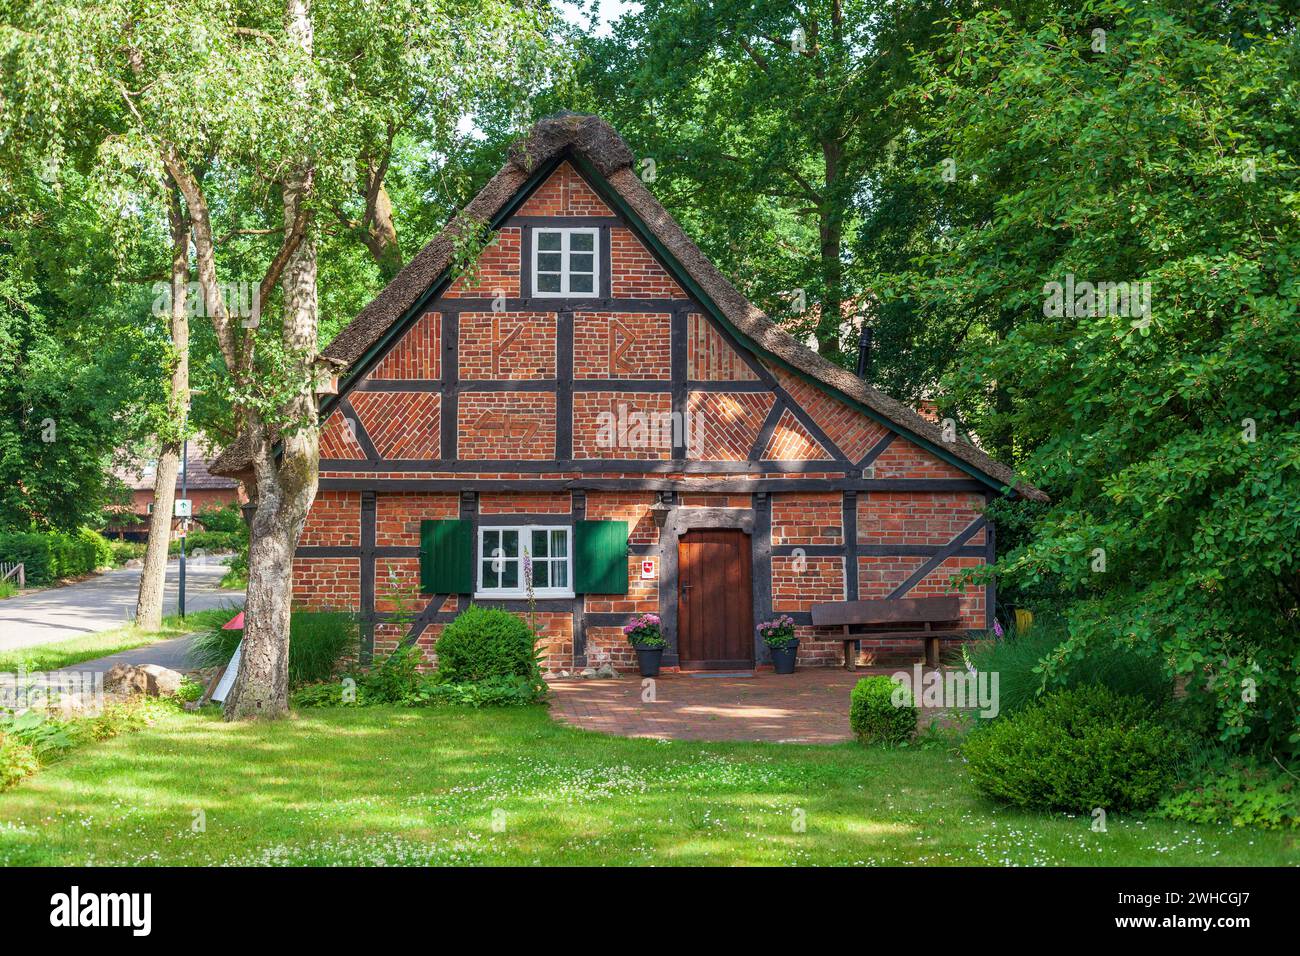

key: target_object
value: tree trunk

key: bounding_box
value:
[222,0,320,720]
[135,191,190,630]
[817,138,845,364]
[361,181,402,279]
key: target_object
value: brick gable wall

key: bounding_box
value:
[297,155,1004,674]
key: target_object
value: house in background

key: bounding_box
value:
[107,437,246,541]
[213,113,1044,672]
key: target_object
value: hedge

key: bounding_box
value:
[0,528,113,586]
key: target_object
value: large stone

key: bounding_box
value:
[594,663,620,679]
[103,663,184,697]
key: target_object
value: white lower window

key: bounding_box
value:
[476,525,573,598]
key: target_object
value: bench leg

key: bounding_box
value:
[843,641,856,671]
[925,637,939,668]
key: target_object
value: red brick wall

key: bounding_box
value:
[871,437,969,479]
[300,490,360,547]
[350,391,441,460]
[376,492,459,547]
[762,408,834,461]
[686,390,774,460]
[765,361,889,462]
[292,557,359,610]
[479,492,572,515]
[772,555,845,612]
[517,162,612,217]
[687,313,759,381]
[443,228,521,298]
[586,492,659,546]
[574,311,671,380]
[457,391,556,459]
[572,391,673,459]
[858,491,986,546]
[459,311,556,380]
[611,227,683,298]
[772,493,843,546]
[370,311,440,379]
[319,409,365,460]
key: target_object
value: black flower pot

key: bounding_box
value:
[770,641,799,674]
[635,646,664,677]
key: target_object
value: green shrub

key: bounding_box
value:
[0,734,38,791]
[0,528,111,585]
[850,675,917,744]
[361,644,425,703]
[435,605,541,684]
[188,609,358,686]
[292,679,370,709]
[412,674,546,708]
[195,503,245,535]
[963,685,1188,812]
[170,530,241,556]
[109,539,146,566]
[0,580,16,599]
[966,619,1172,717]
[1156,750,1300,830]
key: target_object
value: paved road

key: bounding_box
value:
[0,559,244,653]
[52,636,200,676]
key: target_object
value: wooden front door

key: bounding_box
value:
[677,529,754,670]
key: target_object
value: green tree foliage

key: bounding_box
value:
[870,1,1300,751]
[564,0,959,363]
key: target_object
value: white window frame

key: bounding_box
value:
[475,525,574,599]
[531,227,600,298]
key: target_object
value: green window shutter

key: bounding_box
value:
[574,520,629,594]
[420,519,474,594]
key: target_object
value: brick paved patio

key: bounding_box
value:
[547,668,949,744]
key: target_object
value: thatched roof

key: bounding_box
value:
[213,113,1045,502]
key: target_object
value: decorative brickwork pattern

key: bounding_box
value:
[369,311,440,380]
[686,312,758,381]
[765,361,890,462]
[319,408,365,460]
[457,391,556,459]
[459,311,556,380]
[573,311,671,379]
[762,408,833,460]
[684,390,774,461]
[350,391,441,460]
[610,227,684,298]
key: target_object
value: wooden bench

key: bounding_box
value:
[809,596,965,669]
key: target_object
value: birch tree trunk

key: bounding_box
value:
[135,190,190,631]
[221,0,320,719]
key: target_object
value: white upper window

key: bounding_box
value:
[532,228,599,297]
[477,525,573,599]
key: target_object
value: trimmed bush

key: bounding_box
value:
[963,684,1187,812]
[0,528,111,585]
[965,619,1171,717]
[188,609,359,686]
[850,675,917,744]
[435,605,541,683]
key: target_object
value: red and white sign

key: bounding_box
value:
[640,559,656,580]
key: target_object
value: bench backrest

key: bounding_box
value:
[809,596,962,628]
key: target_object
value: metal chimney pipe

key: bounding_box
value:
[855,320,873,381]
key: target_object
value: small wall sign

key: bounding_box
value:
[640,558,656,580]
[174,499,193,517]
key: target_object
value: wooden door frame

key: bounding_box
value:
[657,504,761,670]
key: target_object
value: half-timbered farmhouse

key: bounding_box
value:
[214,114,1045,673]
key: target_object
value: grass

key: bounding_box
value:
[0,607,236,673]
[0,704,1293,866]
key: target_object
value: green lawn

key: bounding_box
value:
[0,607,235,673]
[0,704,1293,866]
